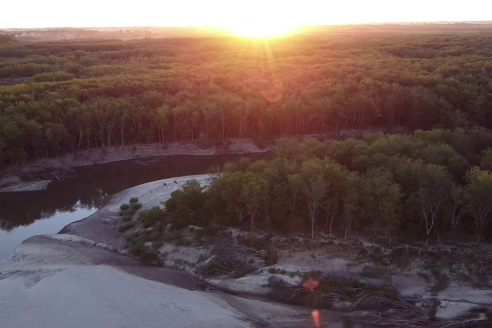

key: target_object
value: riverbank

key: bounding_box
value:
[0,234,330,328]
[0,127,405,193]
[1,174,491,327]
[60,175,492,327]
[0,139,272,192]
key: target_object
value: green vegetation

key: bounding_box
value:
[118,221,136,232]
[3,33,492,166]
[130,202,142,210]
[268,272,400,311]
[0,33,16,43]
[165,130,492,244]
[129,197,139,203]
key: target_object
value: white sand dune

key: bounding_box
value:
[0,235,318,328]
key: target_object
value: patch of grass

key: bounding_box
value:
[280,269,287,275]
[175,237,191,247]
[121,213,133,222]
[429,275,450,295]
[197,254,209,264]
[130,202,142,210]
[268,273,400,311]
[152,241,164,250]
[417,271,431,283]
[118,222,136,233]
[268,268,279,274]
[120,203,130,211]
[196,255,255,278]
[129,197,139,203]
[138,206,166,228]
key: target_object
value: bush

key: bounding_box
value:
[152,241,164,250]
[129,244,160,264]
[118,222,136,232]
[165,179,208,229]
[129,197,139,203]
[138,206,166,227]
[196,255,255,278]
[430,274,450,294]
[122,213,133,222]
[130,202,142,210]
[120,204,130,211]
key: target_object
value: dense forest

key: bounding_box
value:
[2,31,492,166]
[165,129,492,244]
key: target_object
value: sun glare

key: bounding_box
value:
[227,22,297,37]
[215,1,301,37]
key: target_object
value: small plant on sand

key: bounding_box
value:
[121,213,133,222]
[130,202,142,210]
[138,206,166,228]
[417,271,431,283]
[429,275,450,295]
[119,222,136,232]
[120,203,130,211]
[197,254,209,264]
[129,197,139,203]
[152,241,164,250]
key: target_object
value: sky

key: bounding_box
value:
[2,0,492,29]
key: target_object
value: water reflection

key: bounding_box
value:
[0,154,266,260]
[0,203,97,260]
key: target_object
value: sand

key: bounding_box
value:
[0,235,327,328]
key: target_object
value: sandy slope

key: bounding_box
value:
[0,235,324,328]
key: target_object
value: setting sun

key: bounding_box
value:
[214,0,301,37]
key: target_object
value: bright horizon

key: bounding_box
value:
[3,0,492,36]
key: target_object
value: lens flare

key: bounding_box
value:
[303,278,320,292]
[312,310,321,328]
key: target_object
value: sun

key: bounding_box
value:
[214,1,301,37]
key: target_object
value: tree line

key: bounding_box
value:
[2,34,492,165]
[165,129,492,244]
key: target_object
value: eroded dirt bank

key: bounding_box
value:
[0,128,401,192]
[0,139,271,192]
[60,175,492,328]
[0,234,333,328]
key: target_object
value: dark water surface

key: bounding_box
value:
[0,154,266,260]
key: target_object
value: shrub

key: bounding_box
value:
[138,206,166,227]
[130,202,143,210]
[121,213,133,222]
[152,241,164,250]
[196,255,255,278]
[430,275,450,294]
[197,254,209,264]
[129,197,139,203]
[118,222,136,232]
[268,268,279,274]
[165,180,208,229]
[120,204,130,211]
[130,245,160,264]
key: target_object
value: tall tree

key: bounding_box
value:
[464,167,492,244]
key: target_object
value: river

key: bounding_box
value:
[0,154,266,260]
